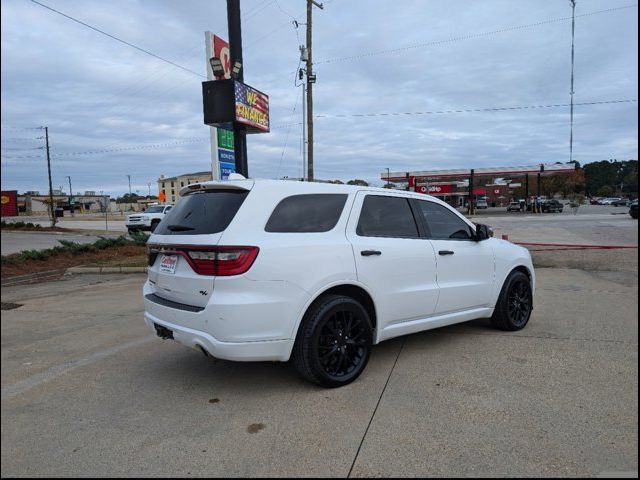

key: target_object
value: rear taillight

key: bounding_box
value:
[186,250,217,276]
[149,245,259,276]
[213,247,259,276]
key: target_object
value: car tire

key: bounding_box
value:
[491,271,533,331]
[150,220,160,232]
[292,294,373,388]
[127,227,136,233]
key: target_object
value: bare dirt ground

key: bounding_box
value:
[1,245,146,279]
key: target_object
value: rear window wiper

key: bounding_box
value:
[167,224,195,232]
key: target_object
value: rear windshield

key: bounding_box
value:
[154,189,248,235]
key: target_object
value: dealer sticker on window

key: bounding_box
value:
[159,255,178,274]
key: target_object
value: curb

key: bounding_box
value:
[1,269,67,287]
[65,266,147,274]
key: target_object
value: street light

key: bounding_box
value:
[209,57,225,78]
[232,60,242,77]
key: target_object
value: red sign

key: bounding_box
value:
[213,35,231,80]
[415,184,454,195]
[473,187,486,195]
[1,190,18,217]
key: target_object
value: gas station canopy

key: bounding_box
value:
[381,163,577,182]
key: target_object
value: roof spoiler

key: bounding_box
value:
[179,177,254,197]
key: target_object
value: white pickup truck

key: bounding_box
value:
[126,204,173,233]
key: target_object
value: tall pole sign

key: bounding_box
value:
[205,31,236,180]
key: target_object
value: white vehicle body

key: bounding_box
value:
[143,180,535,368]
[126,204,173,232]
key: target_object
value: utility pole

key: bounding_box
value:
[66,175,74,217]
[127,174,132,197]
[302,82,307,180]
[227,0,248,177]
[305,0,323,182]
[44,126,56,227]
[569,0,576,163]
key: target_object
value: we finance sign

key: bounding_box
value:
[234,82,270,133]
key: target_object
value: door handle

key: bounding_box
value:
[438,250,455,256]
[361,250,382,256]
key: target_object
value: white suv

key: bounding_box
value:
[144,179,535,387]
[126,204,173,233]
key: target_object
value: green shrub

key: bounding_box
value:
[128,230,150,245]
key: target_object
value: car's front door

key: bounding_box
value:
[346,192,439,329]
[412,199,495,314]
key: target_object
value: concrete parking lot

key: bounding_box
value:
[1,242,637,477]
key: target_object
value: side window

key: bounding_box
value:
[265,194,347,233]
[164,206,172,212]
[416,201,473,240]
[357,195,419,238]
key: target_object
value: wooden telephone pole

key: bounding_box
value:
[305,0,323,182]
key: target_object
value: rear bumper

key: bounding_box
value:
[144,312,294,361]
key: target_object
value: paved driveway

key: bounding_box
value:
[1,264,637,477]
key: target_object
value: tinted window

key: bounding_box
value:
[265,194,347,233]
[155,189,248,235]
[145,206,164,213]
[357,195,419,238]
[416,201,473,240]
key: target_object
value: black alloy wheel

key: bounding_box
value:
[491,271,533,331]
[506,277,532,328]
[293,295,373,387]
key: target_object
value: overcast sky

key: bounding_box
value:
[1,0,637,196]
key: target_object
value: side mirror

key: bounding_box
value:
[474,223,493,241]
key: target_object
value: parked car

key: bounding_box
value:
[630,200,638,219]
[126,204,173,232]
[143,178,535,387]
[589,197,602,205]
[507,201,521,212]
[541,199,564,213]
[611,198,629,207]
[475,197,488,209]
[600,197,622,205]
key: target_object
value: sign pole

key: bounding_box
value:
[227,0,248,177]
[205,31,221,181]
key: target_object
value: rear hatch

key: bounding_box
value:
[147,181,255,308]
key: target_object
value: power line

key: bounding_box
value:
[30,0,205,78]
[314,4,638,65]
[1,125,43,131]
[3,99,634,160]
[0,137,209,160]
[271,98,637,126]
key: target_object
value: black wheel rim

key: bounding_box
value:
[317,309,369,378]
[507,279,532,327]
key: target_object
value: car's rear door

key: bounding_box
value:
[346,192,439,329]
[412,199,495,314]
[147,183,253,308]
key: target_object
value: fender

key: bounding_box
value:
[492,260,536,307]
[288,279,378,341]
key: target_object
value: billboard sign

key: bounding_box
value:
[234,82,270,132]
[1,190,18,217]
[205,32,235,180]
